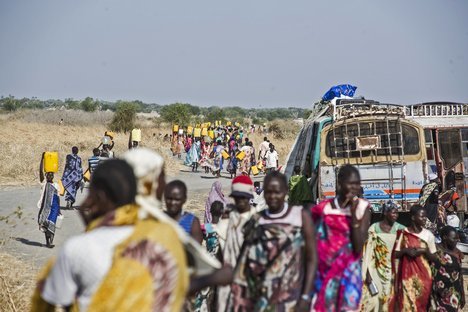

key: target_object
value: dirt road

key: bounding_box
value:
[0,169,262,268]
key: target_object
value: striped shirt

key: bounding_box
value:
[88,156,100,173]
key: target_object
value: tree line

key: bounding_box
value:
[0,95,312,132]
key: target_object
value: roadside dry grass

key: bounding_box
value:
[0,110,179,186]
[0,252,35,312]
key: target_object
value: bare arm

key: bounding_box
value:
[191,217,204,244]
[39,152,45,183]
[189,265,233,295]
[350,200,371,254]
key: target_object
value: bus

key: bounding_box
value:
[285,99,468,223]
[406,102,468,214]
[285,100,422,210]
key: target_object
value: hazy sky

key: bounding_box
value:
[1,0,467,108]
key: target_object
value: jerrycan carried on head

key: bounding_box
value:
[131,129,142,142]
[43,152,59,173]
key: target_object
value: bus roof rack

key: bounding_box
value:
[406,102,468,118]
[332,99,406,121]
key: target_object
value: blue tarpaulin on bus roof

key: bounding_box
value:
[322,84,357,101]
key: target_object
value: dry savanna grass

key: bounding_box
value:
[0,110,179,186]
[0,110,300,186]
[0,252,35,312]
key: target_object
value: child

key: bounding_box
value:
[164,180,203,243]
[204,201,224,259]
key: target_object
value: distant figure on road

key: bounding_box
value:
[87,148,101,174]
[264,144,278,174]
[61,146,83,208]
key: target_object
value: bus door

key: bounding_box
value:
[436,129,466,213]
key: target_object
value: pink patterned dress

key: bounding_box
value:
[311,198,369,312]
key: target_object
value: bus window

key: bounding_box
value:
[326,121,420,158]
[438,129,462,170]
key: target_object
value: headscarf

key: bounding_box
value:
[381,200,399,214]
[205,181,228,223]
[123,148,221,275]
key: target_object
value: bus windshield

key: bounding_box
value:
[325,120,420,159]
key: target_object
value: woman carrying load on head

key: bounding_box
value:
[38,153,61,248]
[311,164,371,311]
[360,201,405,312]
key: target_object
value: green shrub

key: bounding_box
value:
[109,101,138,132]
[80,97,98,112]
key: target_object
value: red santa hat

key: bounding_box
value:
[230,175,254,199]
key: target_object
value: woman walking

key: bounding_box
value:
[311,164,371,311]
[390,204,437,311]
[62,146,83,208]
[430,225,465,311]
[360,201,405,311]
[227,143,239,179]
[37,154,61,248]
[232,172,317,311]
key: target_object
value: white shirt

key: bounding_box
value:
[394,228,437,254]
[259,141,270,158]
[42,226,134,311]
[265,150,278,168]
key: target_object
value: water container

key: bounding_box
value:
[236,151,246,160]
[131,129,142,142]
[201,128,208,136]
[105,131,115,139]
[102,136,111,145]
[221,150,230,159]
[173,125,179,133]
[187,126,193,134]
[208,130,215,139]
[251,165,259,176]
[58,179,65,196]
[194,128,201,138]
[43,152,59,173]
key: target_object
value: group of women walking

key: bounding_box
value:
[35,141,466,311]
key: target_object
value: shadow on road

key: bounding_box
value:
[14,237,45,247]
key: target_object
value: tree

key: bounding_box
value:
[2,96,20,111]
[65,98,80,110]
[206,106,225,122]
[80,97,98,112]
[109,101,138,132]
[160,103,192,126]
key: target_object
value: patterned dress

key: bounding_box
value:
[311,198,370,312]
[390,228,437,312]
[429,247,464,312]
[360,222,405,312]
[232,205,305,312]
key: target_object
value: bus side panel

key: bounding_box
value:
[319,162,425,209]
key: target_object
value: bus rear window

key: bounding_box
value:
[326,121,420,158]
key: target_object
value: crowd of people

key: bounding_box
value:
[171,125,279,178]
[33,143,466,311]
